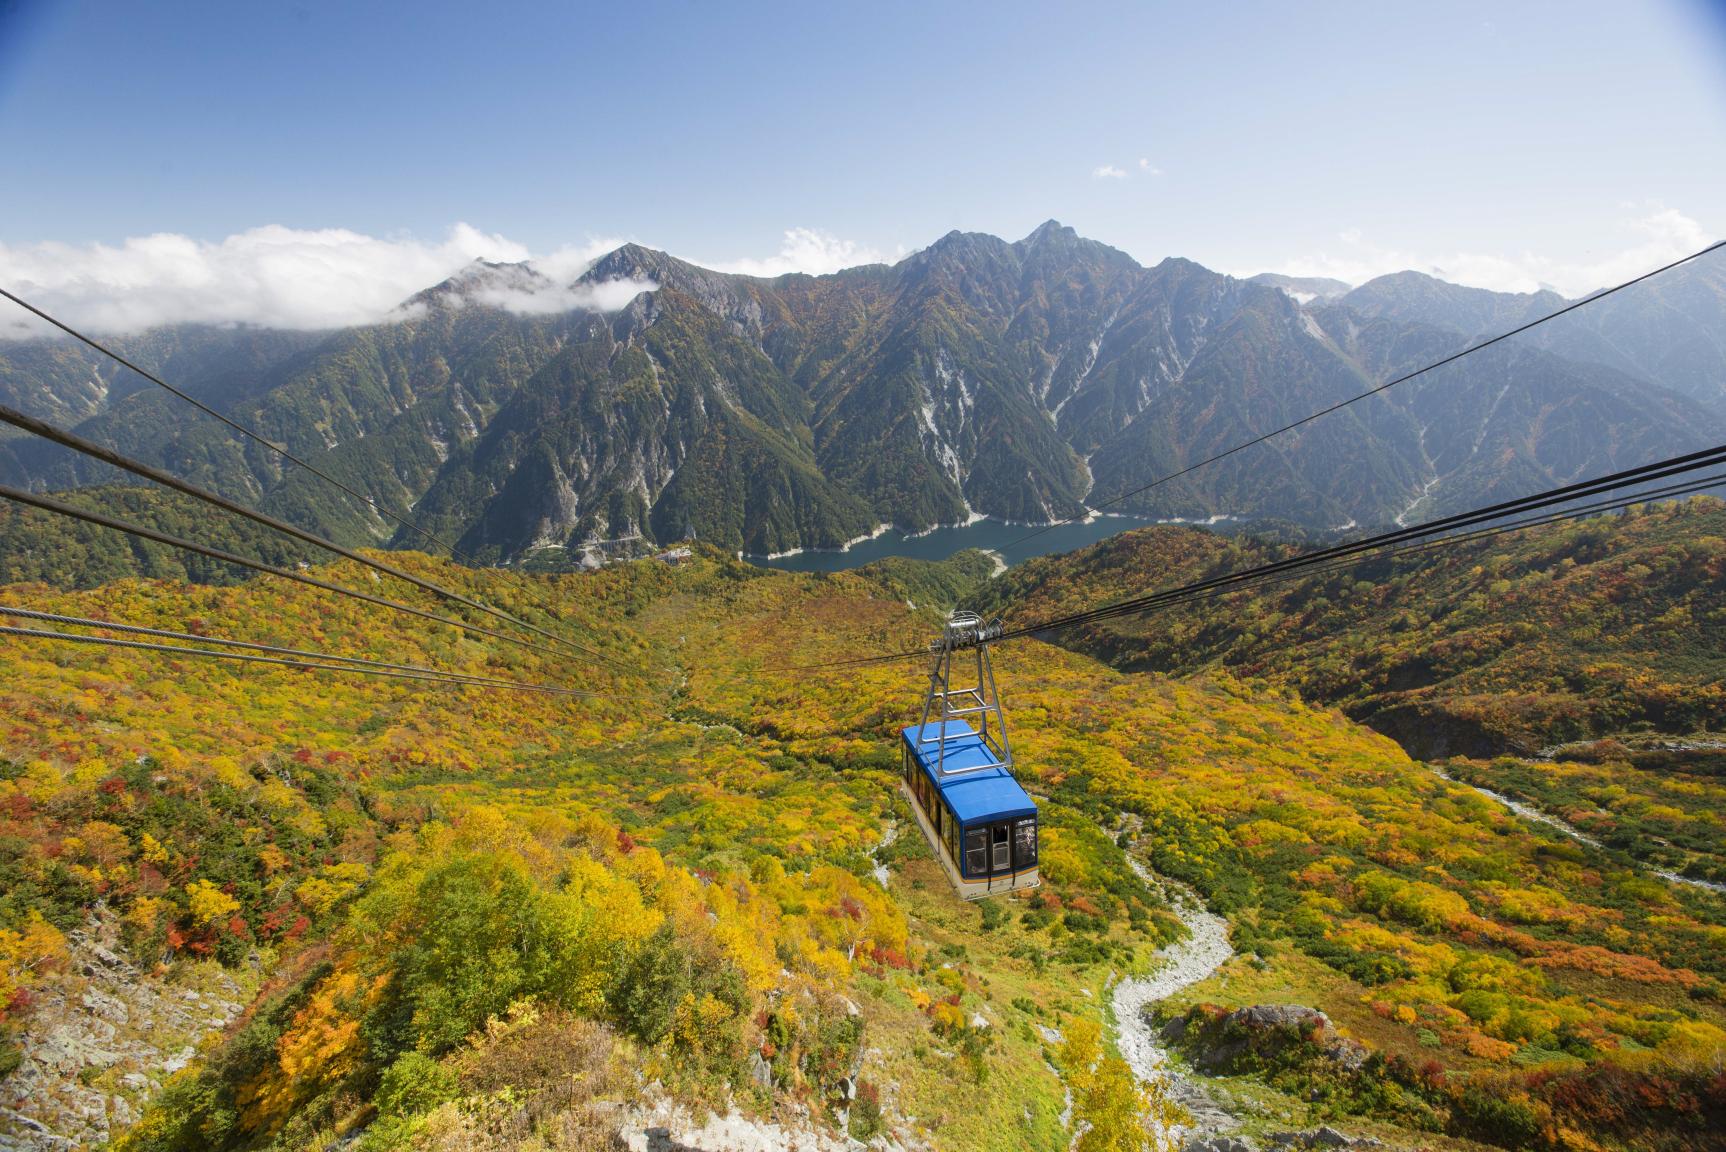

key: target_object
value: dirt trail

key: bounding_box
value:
[1112,858,1237,1147]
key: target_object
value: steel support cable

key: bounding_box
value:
[0,606,649,700]
[0,286,467,562]
[0,484,571,662]
[0,402,633,675]
[1001,442,1726,639]
[1005,469,1726,639]
[0,624,611,696]
[1012,458,1726,638]
[1000,239,1726,555]
[1035,470,1726,630]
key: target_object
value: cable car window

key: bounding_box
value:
[991,824,1010,872]
[1014,819,1037,868]
[964,828,988,876]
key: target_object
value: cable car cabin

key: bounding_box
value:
[899,720,1039,898]
[900,611,1039,898]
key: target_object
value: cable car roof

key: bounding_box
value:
[900,721,1037,824]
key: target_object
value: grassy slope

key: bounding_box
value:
[0,549,1720,1150]
[980,497,1726,758]
[1445,751,1726,885]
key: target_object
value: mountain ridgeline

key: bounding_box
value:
[3,223,1724,561]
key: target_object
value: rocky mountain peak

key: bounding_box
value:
[585,243,681,284]
[1020,218,1077,245]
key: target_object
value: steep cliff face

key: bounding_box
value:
[408,291,874,557]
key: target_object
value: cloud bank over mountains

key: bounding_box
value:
[1259,207,1716,298]
[2,208,1714,339]
[0,223,894,339]
[0,224,653,338]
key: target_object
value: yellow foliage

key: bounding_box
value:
[1058,1016,1102,1096]
[239,967,384,1131]
[668,992,739,1064]
[255,844,290,875]
[208,756,253,791]
[126,897,165,937]
[185,880,241,927]
[292,862,370,918]
[929,1000,966,1035]
[0,913,67,1023]
[138,831,171,866]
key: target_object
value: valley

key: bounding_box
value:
[7,5,1724,1151]
[0,539,1720,1151]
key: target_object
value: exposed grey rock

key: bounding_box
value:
[1,912,250,1151]
[1184,1137,1256,1152]
[1264,1129,1387,1151]
[1233,1005,1326,1030]
[1180,1004,1369,1078]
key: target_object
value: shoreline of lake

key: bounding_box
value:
[745,511,1193,573]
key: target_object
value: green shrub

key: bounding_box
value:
[849,1080,883,1140]
[374,1051,457,1119]
[979,899,1005,932]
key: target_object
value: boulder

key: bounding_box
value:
[1184,1137,1257,1152]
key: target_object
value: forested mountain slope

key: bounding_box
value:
[0,549,1721,1150]
[981,497,1726,758]
[4,225,1722,560]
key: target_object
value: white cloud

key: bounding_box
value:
[444,261,657,319]
[695,228,889,278]
[1092,164,1128,181]
[1137,158,1163,176]
[0,224,653,338]
[1257,207,1718,298]
[529,237,630,284]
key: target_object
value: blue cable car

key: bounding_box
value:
[899,612,1039,899]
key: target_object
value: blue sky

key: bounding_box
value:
[2,0,1725,330]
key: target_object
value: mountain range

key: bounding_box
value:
[3,222,1724,560]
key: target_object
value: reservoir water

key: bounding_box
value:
[747,513,1184,573]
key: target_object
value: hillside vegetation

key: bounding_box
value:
[0,550,1721,1150]
[982,497,1726,758]
[0,485,326,588]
